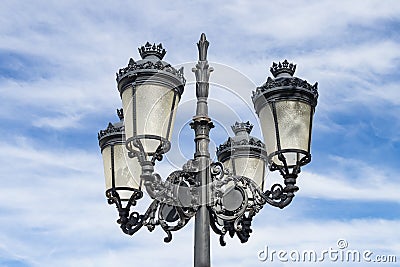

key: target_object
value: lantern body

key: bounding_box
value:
[98,111,142,201]
[116,43,185,156]
[217,122,267,190]
[222,156,266,190]
[258,100,312,167]
[101,144,142,200]
[121,83,179,154]
[252,60,318,169]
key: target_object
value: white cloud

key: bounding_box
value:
[297,155,400,202]
[223,0,400,43]
[0,1,399,267]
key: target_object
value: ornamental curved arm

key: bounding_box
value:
[106,168,199,242]
[208,160,300,245]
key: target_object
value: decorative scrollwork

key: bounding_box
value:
[210,162,226,180]
[125,136,171,165]
[209,208,255,246]
[106,169,199,243]
[209,161,300,245]
[106,155,300,245]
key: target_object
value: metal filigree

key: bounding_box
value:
[97,122,124,140]
[216,136,266,154]
[116,59,185,83]
[208,161,299,245]
[253,76,318,100]
[106,170,199,242]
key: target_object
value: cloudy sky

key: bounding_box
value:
[1,0,400,266]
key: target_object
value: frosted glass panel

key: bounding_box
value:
[275,100,311,152]
[102,146,112,190]
[269,100,311,167]
[259,104,277,156]
[114,144,141,194]
[271,151,300,167]
[102,144,142,200]
[122,84,178,153]
[122,86,134,141]
[233,157,265,189]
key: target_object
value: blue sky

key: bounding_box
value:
[0,0,399,266]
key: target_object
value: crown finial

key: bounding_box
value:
[231,121,253,135]
[270,59,296,78]
[138,42,166,60]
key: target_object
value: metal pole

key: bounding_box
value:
[191,33,214,267]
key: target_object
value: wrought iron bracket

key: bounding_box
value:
[106,163,200,242]
[208,161,299,245]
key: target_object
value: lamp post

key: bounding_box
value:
[98,33,318,267]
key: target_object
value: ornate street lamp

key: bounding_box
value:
[117,42,185,160]
[98,109,143,220]
[98,33,318,267]
[252,60,318,193]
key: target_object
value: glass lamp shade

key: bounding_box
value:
[116,42,185,157]
[98,110,142,201]
[216,122,267,190]
[222,156,266,190]
[252,60,318,169]
[121,83,180,155]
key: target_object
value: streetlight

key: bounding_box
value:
[98,33,318,267]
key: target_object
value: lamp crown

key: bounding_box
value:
[231,121,253,135]
[270,59,296,78]
[138,42,166,60]
[97,122,123,141]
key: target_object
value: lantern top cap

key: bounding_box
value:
[270,59,296,78]
[98,109,124,143]
[138,42,167,60]
[231,121,253,135]
[216,121,267,163]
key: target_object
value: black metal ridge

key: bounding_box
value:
[216,122,267,163]
[98,109,125,151]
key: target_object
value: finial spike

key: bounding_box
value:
[197,33,209,61]
[200,33,206,42]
